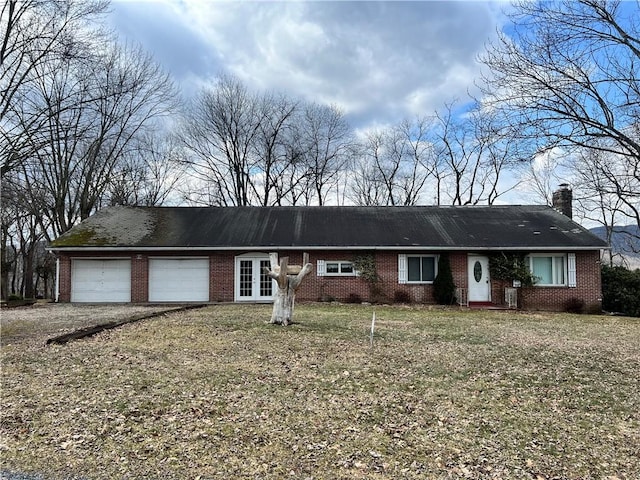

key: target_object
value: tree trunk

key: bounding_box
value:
[271,282,296,326]
[23,244,35,299]
[265,253,312,326]
[1,223,9,300]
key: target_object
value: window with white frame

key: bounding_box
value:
[398,254,438,283]
[317,260,357,276]
[527,254,567,286]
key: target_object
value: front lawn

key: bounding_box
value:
[1,304,638,479]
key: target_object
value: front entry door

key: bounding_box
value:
[235,256,273,302]
[468,255,491,302]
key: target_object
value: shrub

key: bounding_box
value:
[353,253,384,303]
[489,252,536,286]
[601,265,640,317]
[346,293,362,304]
[433,254,456,305]
[564,297,585,314]
[393,290,411,304]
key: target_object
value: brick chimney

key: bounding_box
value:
[552,184,572,219]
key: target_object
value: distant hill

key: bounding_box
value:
[590,225,640,268]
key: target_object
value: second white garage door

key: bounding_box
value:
[148,258,210,302]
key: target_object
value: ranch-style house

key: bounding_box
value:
[48,187,608,312]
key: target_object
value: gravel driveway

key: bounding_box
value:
[0,303,184,346]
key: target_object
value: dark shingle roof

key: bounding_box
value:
[49,205,608,250]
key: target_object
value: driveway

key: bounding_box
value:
[0,303,184,346]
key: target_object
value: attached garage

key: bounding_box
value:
[71,259,131,302]
[148,257,210,302]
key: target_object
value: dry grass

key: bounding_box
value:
[1,304,639,479]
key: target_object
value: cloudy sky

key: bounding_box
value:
[108,0,509,131]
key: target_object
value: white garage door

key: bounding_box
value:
[71,259,131,303]
[148,258,209,302]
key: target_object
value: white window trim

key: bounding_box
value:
[527,253,568,287]
[567,253,577,288]
[398,254,407,284]
[319,260,358,277]
[399,254,438,284]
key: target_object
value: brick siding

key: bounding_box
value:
[54,249,603,311]
[131,255,148,302]
[518,250,602,312]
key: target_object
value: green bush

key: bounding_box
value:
[564,297,585,314]
[393,290,412,304]
[346,293,362,304]
[601,265,640,317]
[433,254,456,305]
[488,252,535,286]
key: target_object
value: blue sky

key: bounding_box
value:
[108,0,510,131]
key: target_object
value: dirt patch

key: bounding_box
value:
[0,303,184,347]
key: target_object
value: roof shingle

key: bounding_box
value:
[49,205,608,250]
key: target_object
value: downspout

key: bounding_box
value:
[55,256,60,303]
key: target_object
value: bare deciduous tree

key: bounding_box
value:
[180,77,357,207]
[251,92,299,206]
[0,0,108,176]
[433,103,517,206]
[15,42,175,238]
[350,117,434,206]
[107,133,186,207]
[296,103,354,205]
[179,75,263,206]
[480,0,639,230]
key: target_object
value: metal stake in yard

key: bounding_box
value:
[370,310,376,348]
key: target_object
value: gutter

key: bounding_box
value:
[47,245,609,253]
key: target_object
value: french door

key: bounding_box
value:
[235,256,274,302]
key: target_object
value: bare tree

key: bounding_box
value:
[519,150,564,205]
[432,102,517,206]
[107,133,186,207]
[179,78,357,207]
[0,0,108,176]
[296,103,354,205]
[179,75,263,206]
[0,169,50,298]
[350,117,433,206]
[480,0,639,227]
[349,146,388,206]
[572,148,632,263]
[251,92,299,206]
[16,42,175,238]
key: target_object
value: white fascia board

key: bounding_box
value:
[47,245,607,252]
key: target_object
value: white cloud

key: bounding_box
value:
[109,0,506,129]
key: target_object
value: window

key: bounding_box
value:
[527,254,567,286]
[317,260,357,276]
[399,254,437,283]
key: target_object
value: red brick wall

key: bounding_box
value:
[54,249,603,311]
[57,256,71,302]
[131,255,148,303]
[210,252,235,302]
[292,251,438,304]
[517,251,602,312]
[296,251,371,302]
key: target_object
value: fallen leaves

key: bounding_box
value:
[1,304,639,479]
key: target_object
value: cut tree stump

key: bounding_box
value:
[264,252,312,326]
